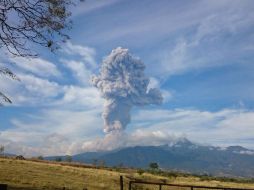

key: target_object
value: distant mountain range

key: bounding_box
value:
[46,138,254,178]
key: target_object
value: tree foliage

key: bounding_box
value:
[0,145,4,154]
[65,155,72,162]
[0,0,80,105]
[0,67,19,105]
[37,155,44,160]
[149,162,159,170]
[0,0,74,57]
[55,157,62,162]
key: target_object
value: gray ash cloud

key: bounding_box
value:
[92,47,163,133]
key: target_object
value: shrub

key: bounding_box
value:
[137,169,145,175]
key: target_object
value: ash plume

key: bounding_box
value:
[92,47,163,133]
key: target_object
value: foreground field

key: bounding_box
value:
[0,157,254,190]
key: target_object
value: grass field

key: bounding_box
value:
[1,157,254,190]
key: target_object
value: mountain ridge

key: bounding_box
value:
[46,139,254,178]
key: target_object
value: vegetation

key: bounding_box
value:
[0,68,19,105]
[0,0,75,57]
[0,145,4,155]
[144,168,254,184]
[149,162,159,170]
[0,0,84,105]
[55,157,62,162]
[65,155,72,162]
[1,157,254,190]
[37,156,44,160]
[92,159,97,167]
[137,169,145,176]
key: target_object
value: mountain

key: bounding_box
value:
[47,139,254,178]
[0,153,16,157]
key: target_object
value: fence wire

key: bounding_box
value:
[123,177,254,190]
[129,183,190,190]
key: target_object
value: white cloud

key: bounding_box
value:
[19,74,61,98]
[74,131,180,153]
[77,0,253,47]
[0,72,103,107]
[161,90,173,103]
[71,0,120,17]
[9,57,61,78]
[2,107,254,156]
[72,0,253,78]
[0,73,62,106]
[11,109,102,138]
[127,130,183,147]
[59,85,103,108]
[132,108,254,149]
[59,42,98,86]
[62,41,96,69]
[0,133,72,156]
[0,41,99,107]
[0,108,103,156]
[156,2,254,77]
[61,59,92,86]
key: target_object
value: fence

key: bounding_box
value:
[0,184,7,190]
[120,176,254,190]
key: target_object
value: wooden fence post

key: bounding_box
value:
[0,184,7,190]
[128,181,132,190]
[120,176,124,190]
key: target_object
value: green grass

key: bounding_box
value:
[0,157,254,190]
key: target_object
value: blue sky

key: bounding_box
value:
[0,0,254,156]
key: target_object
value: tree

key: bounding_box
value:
[0,145,4,155]
[0,0,83,105]
[65,155,72,162]
[99,160,106,168]
[0,0,74,57]
[0,67,19,105]
[55,157,62,162]
[137,169,145,175]
[149,162,159,170]
[37,155,44,160]
[92,158,98,167]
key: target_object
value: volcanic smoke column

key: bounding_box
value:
[92,47,163,133]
